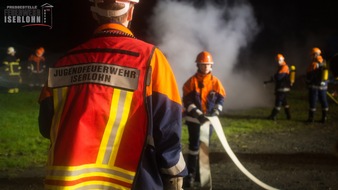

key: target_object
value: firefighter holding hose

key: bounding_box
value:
[182,51,226,188]
[264,53,295,120]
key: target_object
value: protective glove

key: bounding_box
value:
[197,114,210,125]
[320,81,326,86]
[210,108,220,116]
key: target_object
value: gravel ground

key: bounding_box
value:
[1,122,338,190]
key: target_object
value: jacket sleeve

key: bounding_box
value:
[147,48,187,178]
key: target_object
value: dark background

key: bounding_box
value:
[1,0,338,65]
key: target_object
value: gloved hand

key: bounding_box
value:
[320,81,326,86]
[198,114,210,125]
[210,108,220,116]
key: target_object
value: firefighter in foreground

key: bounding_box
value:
[27,47,46,87]
[306,47,329,123]
[264,53,294,120]
[182,51,226,188]
[1,47,21,93]
[38,0,187,189]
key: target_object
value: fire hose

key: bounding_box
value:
[204,116,280,190]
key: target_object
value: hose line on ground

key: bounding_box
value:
[206,116,280,190]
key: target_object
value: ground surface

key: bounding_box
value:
[1,122,338,190]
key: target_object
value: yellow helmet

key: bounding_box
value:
[90,0,139,17]
[195,51,214,64]
[7,47,15,55]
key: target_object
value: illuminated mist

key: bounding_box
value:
[148,0,271,110]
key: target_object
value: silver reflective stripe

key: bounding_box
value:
[102,90,128,165]
[187,104,197,112]
[48,63,140,91]
[188,149,199,155]
[160,152,186,175]
[185,116,199,124]
[277,88,290,92]
[215,104,223,111]
[309,85,328,90]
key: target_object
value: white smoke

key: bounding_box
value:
[148,0,271,110]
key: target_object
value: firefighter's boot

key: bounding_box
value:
[307,110,315,123]
[267,108,279,120]
[321,110,328,123]
[183,154,198,188]
[284,107,291,120]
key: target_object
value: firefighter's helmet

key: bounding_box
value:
[195,51,214,64]
[36,47,45,57]
[311,47,321,56]
[7,47,15,55]
[276,54,284,61]
[90,0,139,17]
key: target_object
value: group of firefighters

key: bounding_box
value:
[2,0,337,188]
[264,47,336,124]
[0,46,47,93]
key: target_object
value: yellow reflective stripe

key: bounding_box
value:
[109,91,133,166]
[97,89,134,167]
[49,87,68,165]
[96,89,119,164]
[46,181,127,190]
[46,164,134,184]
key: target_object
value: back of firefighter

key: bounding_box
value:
[306,47,329,123]
[27,47,46,87]
[182,51,226,188]
[264,53,292,120]
[1,47,21,93]
[38,0,187,189]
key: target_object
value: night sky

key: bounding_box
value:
[1,0,338,62]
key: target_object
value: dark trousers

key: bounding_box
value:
[308,88,329,110]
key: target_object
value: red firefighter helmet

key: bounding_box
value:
[36,47,45,57]
[90,0,139,17]
[195,51,214,64]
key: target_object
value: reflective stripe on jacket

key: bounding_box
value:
[39,23,186,189]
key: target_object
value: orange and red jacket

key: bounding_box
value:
[28,54,45,73]
[38,23,187,190]
[183,72,226,123]
[306,56,328,89]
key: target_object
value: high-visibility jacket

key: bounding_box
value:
[2,55,21,76]
[183,72,226,123]
[274,62,291,92]
[38,23,186,190]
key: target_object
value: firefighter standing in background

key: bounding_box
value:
[306,47,329,123]
[182,51,226,188]
[38,0,187,189]
[27,47,46,87]
[264,54,294,120]
[1,47,21,93]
